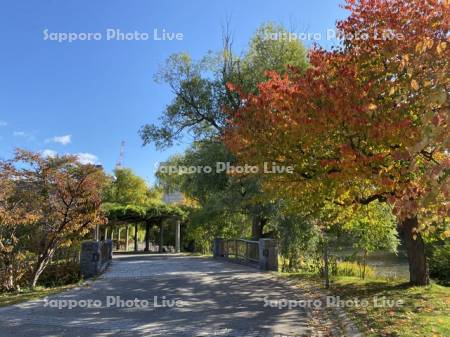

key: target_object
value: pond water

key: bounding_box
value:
[334,249,410,280]
[365,250,410,279]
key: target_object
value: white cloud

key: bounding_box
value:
[13,130,36,141]
[42,149,57,158]
[0,120,7,127]
[76,153,98,165]
[39,150,99,165]
[46,134,72,146]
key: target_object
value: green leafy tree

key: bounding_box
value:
[104,168,161,206]
[142,22,308,239]
[340,202,399,279]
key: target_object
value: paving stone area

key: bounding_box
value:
[0,254,331,337]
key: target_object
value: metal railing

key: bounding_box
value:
[223,239,259,263]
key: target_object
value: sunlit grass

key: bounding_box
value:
[284,271,450,337]
[330,277,450,337]
[0,284,79,307]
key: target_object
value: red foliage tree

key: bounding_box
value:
[225,0,449,285]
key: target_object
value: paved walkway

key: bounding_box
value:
[0,254,331,337]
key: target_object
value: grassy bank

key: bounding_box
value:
[0,283,79,307]
[284,272,450,337]
[332,277,450,337]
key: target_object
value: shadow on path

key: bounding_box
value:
[0,255,317,337]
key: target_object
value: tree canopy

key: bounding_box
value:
[224,0,449,285]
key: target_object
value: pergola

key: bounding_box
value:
[98,203,187,253]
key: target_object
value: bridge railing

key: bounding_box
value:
[213,237,278,271]
[223,239,259,263]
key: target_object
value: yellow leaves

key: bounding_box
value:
[389,86,396,96]
[416,41,427,54]
[415,38,435,54]
[399,54,409,71]
[442,230,450,239]
[411,79,420,91]
[368,103,377,110]
[436,41,447,55]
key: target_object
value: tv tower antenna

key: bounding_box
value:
[116,141,125,169]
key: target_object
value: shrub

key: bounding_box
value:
[38,262,81,287]
[428,242,450,286]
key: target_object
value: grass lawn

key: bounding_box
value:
[0,283,79,308]
[284,272,450,337]
[331,277,450,337]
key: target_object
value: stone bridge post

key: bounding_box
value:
[258,238,278,271]
[80,240,113,279]
[213,238,224,257]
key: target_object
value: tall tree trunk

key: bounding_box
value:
[362,250,368,280]
[402,216,430,286]
[323,242,330,289]
[251,216,267,240]
[159,222,164,253]
[30,250,53,288]
[134,224,138,252]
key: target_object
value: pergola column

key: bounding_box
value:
[95,224,100,241]
[117,227,121,250]
[125,225,129,251]
[175,219,180,253]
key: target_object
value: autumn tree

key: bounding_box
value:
[0,160,37,291]
[0,150,107,288]
[225,0,449,285]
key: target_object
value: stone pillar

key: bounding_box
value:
[213,238,224,258]
[258,239,278,271]
[175,220,181,253]
[80,240,113,279]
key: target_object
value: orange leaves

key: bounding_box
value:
[436,41,447,55]
[223,0,449,229]
[411,79,420,91]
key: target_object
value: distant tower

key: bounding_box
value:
[115,141,125,169]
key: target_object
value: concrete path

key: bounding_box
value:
[0,254,327,337]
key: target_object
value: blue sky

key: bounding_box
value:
[0,0,346,184]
